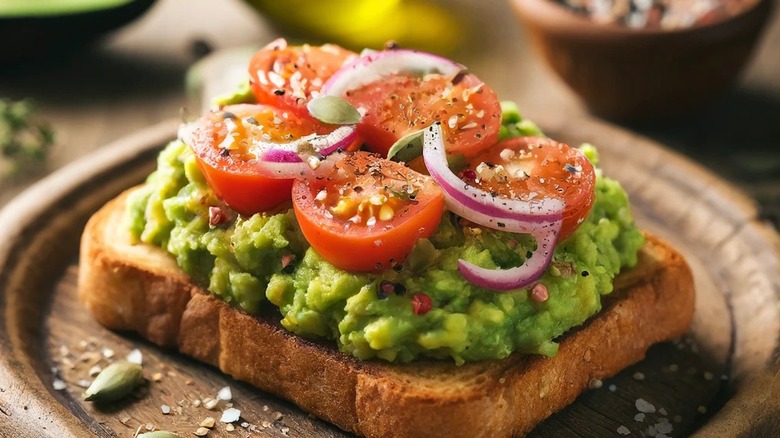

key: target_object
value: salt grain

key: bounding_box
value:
[203,398,218,410]
[126,349,143,365]
[221,408,241,423]
[635,398,656,413]
[217,386,232,401]
[161,404,171,415]
[272,411,283,421]
[655,419,673,434]
[52,379,66,390]
[145,423,154,431]
[634,413,645,422]
[617,425,631,435]
[659,408,668,416]
[192,399,201,407]
[77,379,91,388]
[102,348,114,359]
[226,424,235,432]
[608,384,617,392]
[200,417,215,428]
[633,372,645,381]
[194,426,210,436]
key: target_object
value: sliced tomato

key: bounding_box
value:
[248,38,357,115]
[461,137,596,240]
[343,72,501,158]
[292,152,445,272]
[185,104,333,216]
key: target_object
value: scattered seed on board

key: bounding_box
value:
[193,427,209,437]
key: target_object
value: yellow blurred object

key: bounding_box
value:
[243,0,464,54]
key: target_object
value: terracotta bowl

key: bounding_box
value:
[510,0,774,120]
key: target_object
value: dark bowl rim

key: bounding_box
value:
[0,0,155,20]
[510,0,773,38]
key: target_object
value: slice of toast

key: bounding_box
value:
[78,188,695,438]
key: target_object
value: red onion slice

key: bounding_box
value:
[321,49,464,96]
[422,123,564,291]
[458,223,560,291]
[251,125,357,179]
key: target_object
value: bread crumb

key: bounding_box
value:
[226,423,235,432]
[200,417,215,428]
[588,378,603,389]
[617,425,630,435]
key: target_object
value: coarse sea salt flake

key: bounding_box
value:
[636,398,656,413]
[126,349,143,365]
[617,425,631,435]
[217,386,232,401]
[221,407,241,423]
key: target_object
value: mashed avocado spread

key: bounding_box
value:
[127,105,644,364]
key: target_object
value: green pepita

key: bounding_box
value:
[387,128,425,163]
[306,95,360,125]
[82,360,143,403]
[137,432,184,438]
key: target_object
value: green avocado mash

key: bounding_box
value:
[127,106,644,364]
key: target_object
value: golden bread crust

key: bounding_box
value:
[78,189,695,437]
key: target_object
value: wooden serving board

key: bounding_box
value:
[1,115,779,438]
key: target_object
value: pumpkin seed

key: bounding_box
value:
[307,96,360,125]
[137,432,184,438]
[387,128,425,162]
[82,361,143,403]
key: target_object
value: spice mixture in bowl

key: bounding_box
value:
[511,0,773,119]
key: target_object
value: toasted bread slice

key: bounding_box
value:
[78,188,695,438]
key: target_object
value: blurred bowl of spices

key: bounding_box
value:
[0,0,157,66]
[510,0,773,120]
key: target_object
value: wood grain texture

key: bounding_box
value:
[1,117,778,437]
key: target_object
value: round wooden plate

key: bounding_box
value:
[1,116,778,437]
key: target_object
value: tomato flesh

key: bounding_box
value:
[343,72,501,158]
[249,39,357,115]
[292,152,445,272]
[462,137,596,240]
[186,104,332,216]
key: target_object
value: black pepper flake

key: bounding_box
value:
[384,40,400,50]
[581,270,590,277]
[222,111,237,120]
[273,89,286,96]
[245,116,259,125]
[219,148,230,157]
[451,70,468,85]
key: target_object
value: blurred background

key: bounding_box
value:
[0,0,778,227]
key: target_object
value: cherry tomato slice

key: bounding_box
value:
[185,104,332,216]
[343,72,501,158]
[461,137,596,240]
[248,39,357,115]
[292,152,445,272]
